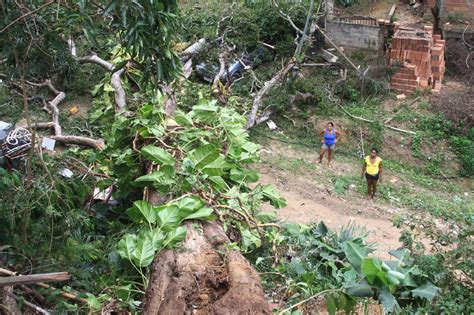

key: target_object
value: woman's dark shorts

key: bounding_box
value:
[365,173,379,181]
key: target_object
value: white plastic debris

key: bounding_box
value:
[41,137,56,151]
[93,186,114,201]
[266,120,277,130]
[59,168,73,178]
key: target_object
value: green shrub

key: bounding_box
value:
[450,128,474,176]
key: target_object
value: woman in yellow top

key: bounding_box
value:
[361,148,383,200]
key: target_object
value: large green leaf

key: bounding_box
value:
[164,226,187,248]
[187,145,220,170]
[240,227,262,251]
[174,110,194,126]
[139,228,165,251]
[344,282,373,297]
[157,205,181,231]
[260,184,286,209]
[202,155,227,176]
[192,100,218,123]
[117,234,137,262]
[141,145,175,165]
[326,296,336,315]
[229,168,259,183]
[208,176,228,192]
[411,282,439,301]
[361,257,389,286]
[132,235,155,267]
[126,200,157,224]
[378,288,400,313]
[181,207,214,221]
[177,196,205,215]
[344,241,367,272]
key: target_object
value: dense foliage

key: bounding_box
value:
[1,0,472,313]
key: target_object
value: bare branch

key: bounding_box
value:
[111,69,126,112]
[0,1,55,34]
[246,60,296,129]
[79,54,115,72]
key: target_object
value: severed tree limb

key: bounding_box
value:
[246,60,296,129]
[0,272,70,287]
[338,104,416,135]
[180,38,207,63]
[67,36,77,58]
[26,80,105,149]
[79,54,127,112]
[212,45,233,90]
[0,268,88,304]
[79,54,114,72]
[212,45,234,102]
[111,68,126,112]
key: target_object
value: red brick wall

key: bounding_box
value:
[389,26,446,94]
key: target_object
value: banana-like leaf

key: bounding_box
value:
[192,100,218,123]
[187,145,219,170]
[411,282,439,301]
[344,241,367,273]
[260,184,286,208]
[378,288,400,313]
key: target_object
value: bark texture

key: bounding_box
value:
[142,221,271,315]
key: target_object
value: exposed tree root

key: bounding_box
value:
[142,221,271,314]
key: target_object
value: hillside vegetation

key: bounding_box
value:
[0,0,472,314]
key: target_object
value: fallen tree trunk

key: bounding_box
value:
[143,84,271,313]
[246,60,295,129]
[142,221,271,314]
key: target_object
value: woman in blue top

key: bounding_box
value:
[319,122,341,166]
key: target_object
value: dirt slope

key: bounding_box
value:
[257,140,404,260]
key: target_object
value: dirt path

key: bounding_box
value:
[257,141,404,260]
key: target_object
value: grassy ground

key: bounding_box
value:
[249,91,474,226]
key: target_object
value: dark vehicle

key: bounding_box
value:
[195,46,273,83]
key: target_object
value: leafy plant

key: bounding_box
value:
[254,221,439,314]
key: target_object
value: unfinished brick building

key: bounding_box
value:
[389,25,446,94]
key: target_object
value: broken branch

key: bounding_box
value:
[79,53,114,72]
[0,272,70,287]
[246,60,295,129]
[0,268,88,303]
[338,104,416,135]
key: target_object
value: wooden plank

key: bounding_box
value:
[0,268,87,303]
[0,272,70,287]
[388,4,397,21]
[320,48,339,63]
